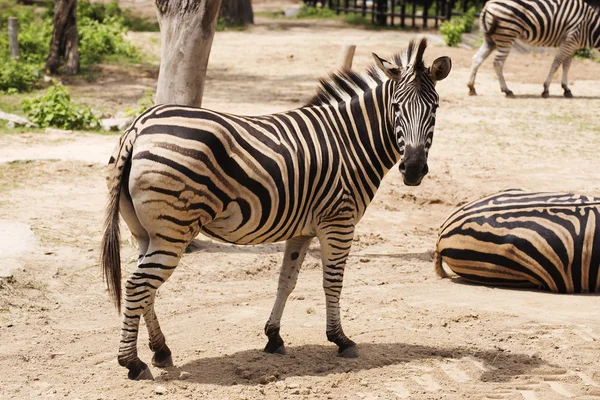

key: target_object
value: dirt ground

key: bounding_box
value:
[2,11,600,400]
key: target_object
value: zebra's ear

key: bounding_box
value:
[372,53,403,81]
[429,56,452,83]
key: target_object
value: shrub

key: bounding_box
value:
[22,83,99,130]
[574,47,595,60]
[0,58,41,92]
[296,6,337,19]
[440,20,464,47]
[458,8,476,33]
[125,89,155,117]
[78,16,140,66]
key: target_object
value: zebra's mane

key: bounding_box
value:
[307,38,429,107]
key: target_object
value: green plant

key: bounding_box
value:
[125,89,155,117]
[0,58,41,92]
[458,7,476,33]
[78,16,140,66]
[343,14,371,25]
[296,6,337,19]
[22,83,99,130]
[574,47,594,60]
[440,20,464,47]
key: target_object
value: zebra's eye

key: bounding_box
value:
[392,103,400,113]
[431,104,439,113]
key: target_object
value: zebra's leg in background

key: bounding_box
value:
[492,46,514,97]
[264,236,313,355]
[542,40,576,98]
[561,56,573,98]
[118,242,185,380]
[467,38,495,96]
[318,224,358,358]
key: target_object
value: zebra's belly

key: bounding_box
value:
[199,200,314,245]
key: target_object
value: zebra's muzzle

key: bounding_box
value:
[399,145,428,186]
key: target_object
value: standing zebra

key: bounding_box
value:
[468,0,600,98]
[435,189,600,293]
[101,38,452,380]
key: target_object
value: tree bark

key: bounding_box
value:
[220,0,253,26]
[46,0,80,75]
[155,0,222,107]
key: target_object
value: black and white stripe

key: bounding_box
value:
[435,189,600,293]
[101,38,451,380]
[468,0,600,97]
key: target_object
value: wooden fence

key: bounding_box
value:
[303,0,485,28]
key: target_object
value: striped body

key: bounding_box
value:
[468,0,600,97]
[435,189,600,293]
[102,39,452,380]
[126,89,398,247]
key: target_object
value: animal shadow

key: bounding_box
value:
[160,342,548,386]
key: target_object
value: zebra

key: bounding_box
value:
[467,0,600,98]
[435,189,600,293]
[101,38,452,380]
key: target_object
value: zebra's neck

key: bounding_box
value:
[320,79,400,217]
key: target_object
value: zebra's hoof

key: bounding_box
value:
[468,88,477,96]
[505,91,515,98]
[541,90,550,98]
[564,90,573,98]
[130,366,154,381]
[152,354,173,368]
[265,343,287,355]
[338,345,359,358]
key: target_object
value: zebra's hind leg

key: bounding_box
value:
[118,241,185,380]
[467,38,495,96]
[543,40,577,98]
[318,224,358,358]
[264,236,313,355]
[492,46,515,97]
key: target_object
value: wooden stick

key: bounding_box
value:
[339,43,356,69]
[8,17,19,58]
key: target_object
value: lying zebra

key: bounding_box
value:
[102,39,451,380]
[435,189,600,293]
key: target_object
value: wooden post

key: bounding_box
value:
[339,44,356,69]
[8,17,19,58]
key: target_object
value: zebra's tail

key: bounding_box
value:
[481,8,499,36]
[101,128,136,313]
[434,249,448,278]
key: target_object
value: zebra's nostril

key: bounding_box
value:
[421,163,429,176]
[399,162,406,173]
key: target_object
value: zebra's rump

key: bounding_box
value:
[436,189,600,293]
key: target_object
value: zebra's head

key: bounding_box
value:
[373,40,451,186]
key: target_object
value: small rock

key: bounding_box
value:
[154,385,167,395]
[101,116,134,132]
[6,121,15,129]
[179,371,191,380]
[306,307,315,314]
[259,375,276,385]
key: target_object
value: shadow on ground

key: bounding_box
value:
[159,342,548,386]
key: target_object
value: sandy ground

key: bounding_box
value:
[1,15,600,400]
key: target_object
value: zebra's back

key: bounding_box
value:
[482,0,590,47]
[436,189,600,293]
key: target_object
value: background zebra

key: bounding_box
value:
[468,0,600,98]
[101,38,451,380]
[435,189,600,293]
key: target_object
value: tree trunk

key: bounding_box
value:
[46,0,80,75]
[220,0,253,26]
[155,0,222,107]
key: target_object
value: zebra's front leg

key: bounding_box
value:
[264,236,313,355]
[118,247,181,380]
[318,224,358,358]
